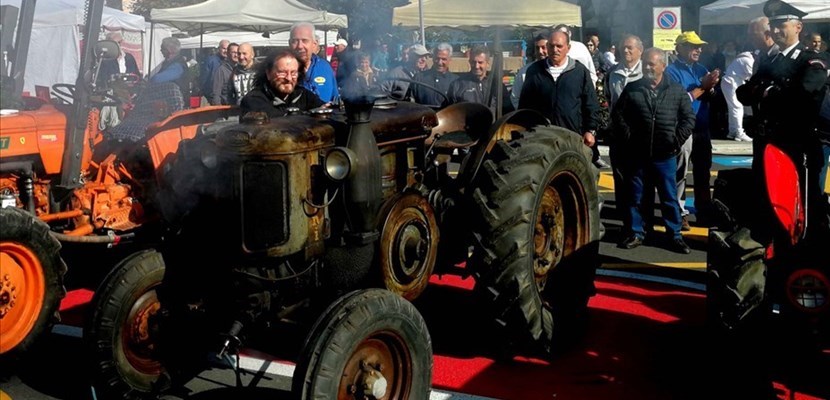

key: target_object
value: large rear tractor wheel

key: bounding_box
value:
[292,288,433,399]
[470,127,601,355]
[86,250,170,399]
[0,207,66,361]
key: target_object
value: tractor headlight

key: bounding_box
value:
[323,147,355,182]
[786,269,829,313]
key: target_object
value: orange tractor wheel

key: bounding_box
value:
[0,207,66,360]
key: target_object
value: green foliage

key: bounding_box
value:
[129,0,205,18]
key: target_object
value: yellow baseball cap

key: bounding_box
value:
[675,31,707,46]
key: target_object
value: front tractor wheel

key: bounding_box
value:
[377,192,439,301]
[470,127,601,355]
[0,207,66,361]
[292,289,433,399]
[85,250,170,399]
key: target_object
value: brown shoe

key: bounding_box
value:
[681,216,691,232]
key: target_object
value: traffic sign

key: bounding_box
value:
[657,10,678,29]
[653,7,682,51]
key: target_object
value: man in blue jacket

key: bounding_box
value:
[665,31,720,229]
[289,22,339,103]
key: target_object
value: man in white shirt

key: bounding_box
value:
[553,24,598,87]
[721,18,772,142]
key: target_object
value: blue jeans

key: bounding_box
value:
[627,156,684,239]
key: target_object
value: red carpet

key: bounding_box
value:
[59,274,828,400]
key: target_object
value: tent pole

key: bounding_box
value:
[494,26,503,120]
[149,21,154,78]
[418,0,425,46]
[200,23,203,49]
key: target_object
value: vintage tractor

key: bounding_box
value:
[0,0,236,361]
[84,77,601,398]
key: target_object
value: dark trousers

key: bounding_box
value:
[609,144,630,228]
[691,129,712,214]
[627,156,683,239]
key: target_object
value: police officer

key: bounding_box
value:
[737,0,829,234]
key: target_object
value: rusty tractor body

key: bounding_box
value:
[85,84,602,398]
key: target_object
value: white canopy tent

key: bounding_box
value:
[700,0,830,26]
[0,0,145,94]
[392,0,582,28]
[149,0,347,34]
[177,30,339,49]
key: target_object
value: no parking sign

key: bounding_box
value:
[653,7,682,51]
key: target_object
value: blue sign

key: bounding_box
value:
[712,156,753,167]
[657,11,678,29]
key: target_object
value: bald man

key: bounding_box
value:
[201,39,229,102]
[229,42,257,105]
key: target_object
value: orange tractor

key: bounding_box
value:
[0,0,235,360]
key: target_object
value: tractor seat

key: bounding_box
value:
[108,82,184,142]
[426,102,493,151]
[430,131,478,150]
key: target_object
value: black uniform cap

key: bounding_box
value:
[764,0,808,22]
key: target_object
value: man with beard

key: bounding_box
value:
[518,31,599,153]
[737,0,829,234]
[613,47,695,254]
[446,45,512,116]
[665,31,720,229]
[240,50,324,119]
[510,33,548,110]
[410,42,458,107]
[290,22,339,103]
[382,44,431,101]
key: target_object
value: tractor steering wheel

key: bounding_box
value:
[51,83,121,107]
[379,77,449,107]
[51,83,76,105]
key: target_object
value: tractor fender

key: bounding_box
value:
[457,109,550,192]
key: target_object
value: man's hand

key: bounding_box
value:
[583,131,596,147]
[701,69,720,91]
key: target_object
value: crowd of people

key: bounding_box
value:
[115,0,827,256]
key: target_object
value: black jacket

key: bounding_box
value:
[240,85,324,120]
[612,77,695,160]
[737,43,828,139]
[411,68,458,107]
[445,72,512,115]
[518,58,599,133]
[98,52,139,87]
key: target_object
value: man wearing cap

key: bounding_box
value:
[382,44,430,100]
[410,42,458,107]
[737,0,829,234]
[289,22,339,103]
[665,31,721,230]
[331,38,349,77]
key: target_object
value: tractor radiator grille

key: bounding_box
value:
[240,161,288,252]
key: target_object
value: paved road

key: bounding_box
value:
[596,140,753,283]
